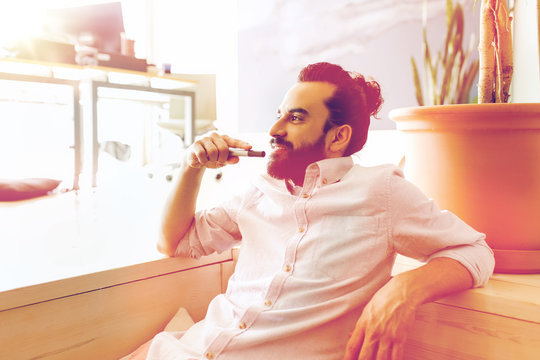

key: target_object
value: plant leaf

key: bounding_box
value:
[411,57,425,106]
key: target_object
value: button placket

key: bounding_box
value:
[260,164,315,318]
[295,173,313,239]
[290,164,316,272]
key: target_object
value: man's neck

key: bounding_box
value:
[285,179,297,194]
[285,179,304,194]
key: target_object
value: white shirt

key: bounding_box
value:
[147,156,494,360]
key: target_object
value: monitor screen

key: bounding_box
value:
[43,2,125,54]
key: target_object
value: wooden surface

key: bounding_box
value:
[406,300,540,359]
[394,255,540,324]
[0,252,233,360]
[0,252,231,311]
[394,255,540,359]
[0,250,538,359]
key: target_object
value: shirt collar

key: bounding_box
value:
[260,156,355,195]
[305,156,354,187]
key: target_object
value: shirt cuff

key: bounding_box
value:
[428,241,495,287]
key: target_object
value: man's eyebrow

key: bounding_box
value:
[278,107,309,115]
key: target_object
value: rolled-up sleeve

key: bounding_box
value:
[175,192,247,259]
[389,168,495,287]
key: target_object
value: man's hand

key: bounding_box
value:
[343,257,474,360]
[188,132,252,169]
[343,277,416,360]
[159,132,252,256]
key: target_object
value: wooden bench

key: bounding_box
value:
[1,251,539,360]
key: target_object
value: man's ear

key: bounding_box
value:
[326,124,352,156]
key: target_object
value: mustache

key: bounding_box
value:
[270,137,293,149]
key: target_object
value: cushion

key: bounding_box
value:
[118,307,195,360]
[164,307,195,332]
[0,178,62,201]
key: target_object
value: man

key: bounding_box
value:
[150,62,494,359]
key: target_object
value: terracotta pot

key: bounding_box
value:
[389,103,540,274]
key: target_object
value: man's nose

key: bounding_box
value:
[269,116,287,138]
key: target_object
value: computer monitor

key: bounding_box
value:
[43,2,125,54]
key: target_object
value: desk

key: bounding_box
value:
[0,58,196,189]
[0,178,172,292]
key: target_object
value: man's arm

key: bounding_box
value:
[343,257,473,360]
[158,164,205,256]
[157,132,252,257]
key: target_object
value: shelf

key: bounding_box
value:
[0,57,197,89]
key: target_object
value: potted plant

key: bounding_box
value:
[389,0,540,273]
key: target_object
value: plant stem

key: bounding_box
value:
[478,0,513,103]
[478,0,496,103]
[495,0,513,102]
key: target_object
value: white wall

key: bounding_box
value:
[236,0,479,132]
[512,0,540,102]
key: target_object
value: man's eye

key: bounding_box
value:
[291,115,303,122]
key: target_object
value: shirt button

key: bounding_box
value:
[299,227,305,233]
[284,264,291,272]
[302,193,309,198]
[239,322,247,329]
[206,352,215,359]
[264,299,272,306]
[322,178,328,185]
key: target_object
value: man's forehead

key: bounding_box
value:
[279,81,336,112]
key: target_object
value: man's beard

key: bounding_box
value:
[267,134,327,185]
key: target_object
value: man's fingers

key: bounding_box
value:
[374,337,391,360]
[391,342,404,360]
[343,327,365,360]
[357,332,378,360]
[345,328,405,360]
[189,142,207,167]
[209,133,231,163]
[199,138,220,163]
[188,132,253,169]
[189,139,223,169]
[222,134,252,150]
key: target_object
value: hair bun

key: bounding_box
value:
[352,75,383,118]
[364,79,383,117]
